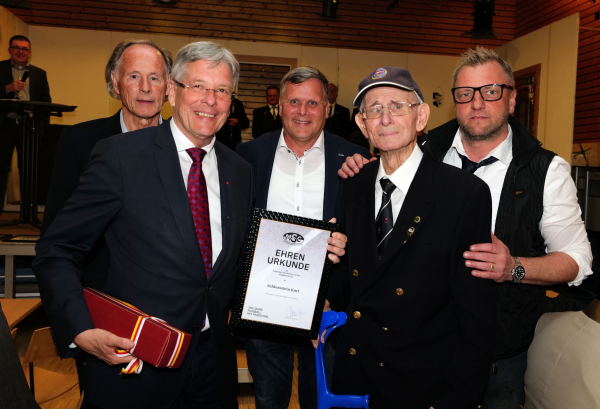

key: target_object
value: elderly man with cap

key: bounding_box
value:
[326,67,497,409]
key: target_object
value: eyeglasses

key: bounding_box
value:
[451,84,514,104]
[361,102,420,119]
[9,46,30,52]
[173,80,235,100]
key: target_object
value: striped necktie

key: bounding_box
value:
[376,178,397,257]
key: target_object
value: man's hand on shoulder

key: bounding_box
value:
[74,328,136,365]
[338,153,376,179]
[464,233,514,283]
[327,218,347,264]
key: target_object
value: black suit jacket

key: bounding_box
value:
[325,103,351,140]
[236,129,370,222]
[0,59,51,124]
[41,111,123,290]
[328,149,496,409]
[33,120,254,409]
[216,98,250,149]
[252,105,282,138]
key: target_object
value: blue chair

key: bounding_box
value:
[315,311,370,409]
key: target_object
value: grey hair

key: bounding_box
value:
[105,39,172,100]
[171,41,239,86]
[280,67,329,100]
[452,46,514,87]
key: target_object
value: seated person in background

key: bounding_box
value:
[327,66,496,409]
[252,85,282,138]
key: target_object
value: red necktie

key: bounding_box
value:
[186,148,212,278]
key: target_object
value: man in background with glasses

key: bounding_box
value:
[327,66,496,409]
[0,35,51,216]
[339,47,593,408]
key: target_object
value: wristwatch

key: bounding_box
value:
[511,257,525,283]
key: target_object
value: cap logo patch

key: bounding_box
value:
[372,68,387,79]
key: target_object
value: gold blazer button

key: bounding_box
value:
[353,311,361,319]
[352,269,359,276]
[349,348,356,355]
[396,288,404,295]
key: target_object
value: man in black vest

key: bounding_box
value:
[339,47,593,408]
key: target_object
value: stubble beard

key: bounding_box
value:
[458,110,510,144]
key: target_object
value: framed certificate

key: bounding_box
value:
[231,209,340,339]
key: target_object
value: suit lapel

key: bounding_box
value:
[323,131,343,221]
[101,110,123,138]
[255,134,279,209]
[153,120,205,275]
[210,142,232,278]
[364,153,437,289]
[350,164,379,273]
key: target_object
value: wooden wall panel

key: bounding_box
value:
[516,0,600,142]
[9,0,515,55]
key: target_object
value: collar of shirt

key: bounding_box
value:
[376,144,423,195]
[170,118,216,157]
[277,129,324,160]
[268,104,278,109]
[120,110,163,133]
[451,125,513,166]
[11,62,28,71]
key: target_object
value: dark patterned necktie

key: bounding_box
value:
[458,153,498,174]
[186,148,212,278]
[376,178,397,256]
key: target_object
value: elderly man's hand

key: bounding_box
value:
[338,153,376,179]
[464,233,515,283]
[327,218,346,263]
[311,300,330,348]
[6,80,25,93]
[74,328,136,366]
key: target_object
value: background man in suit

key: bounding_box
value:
[252,85,282,138]
[328,67,496,409]
[324,83,350,139]
[237,67,369,409]
[215,96,249,150]
[339,49,593,408]
[33,41,254,409]
[0,35,51,215]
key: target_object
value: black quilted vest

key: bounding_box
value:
[424,116,555,360]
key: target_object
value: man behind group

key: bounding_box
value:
[252,85,282,138]
[327,66,496,409]
[42,39,172,291]
[33,41,255,409]
[215,96,249,150]
[0,35,51,215]
[237,67,369,409]
[324,83,350,139]
[340,48,593,408]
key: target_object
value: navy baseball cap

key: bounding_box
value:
[353,67,424,107]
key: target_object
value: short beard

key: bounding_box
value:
[458,111,510,143]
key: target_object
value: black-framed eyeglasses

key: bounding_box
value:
[9,46,30,52]
[173,79,236,100]
[360,102,420,119]
[451,84,514,104]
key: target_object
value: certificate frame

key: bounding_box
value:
[230,208,340,340]
[3,235,38,243]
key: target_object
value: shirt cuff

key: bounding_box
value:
[69,342,77,348]
[561,249,593,286]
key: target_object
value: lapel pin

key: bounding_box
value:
[338,153,344,156]
[414,216,421,223]
[407,227,415,236]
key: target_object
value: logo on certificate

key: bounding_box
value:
[283,233,304,245]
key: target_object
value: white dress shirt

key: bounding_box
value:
[442,126,592,286]
[120,110,163,133]
[374,145,423,223]
[266,131,326,220]
[171,120,223,330]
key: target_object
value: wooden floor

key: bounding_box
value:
[3,212,302,409]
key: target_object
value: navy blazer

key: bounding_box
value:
[33,120,254,409]
[236,129,370,222]
[328,150,496,409]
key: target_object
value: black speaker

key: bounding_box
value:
[321,0,338,18]
[473,0,495,31]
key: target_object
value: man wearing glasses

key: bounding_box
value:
[327,66,496,409]
[339,48,593,408]
[0,35,51,215]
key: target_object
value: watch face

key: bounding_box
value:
[513,266,526,282]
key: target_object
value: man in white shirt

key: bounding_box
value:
[339,47,593,409]
[327,66,496,409]
[237,67,369,409]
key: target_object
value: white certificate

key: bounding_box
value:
[241,218,331,330]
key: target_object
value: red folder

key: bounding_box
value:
[83,287,191,370]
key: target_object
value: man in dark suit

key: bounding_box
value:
[237,67,369,409]
[0,35,51,215]
[33,41,254,409]
[327,67,496,408]
[42,39,172,292]
[324,83,351,140]
[216,97,249,150]
[252,85,282,138]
